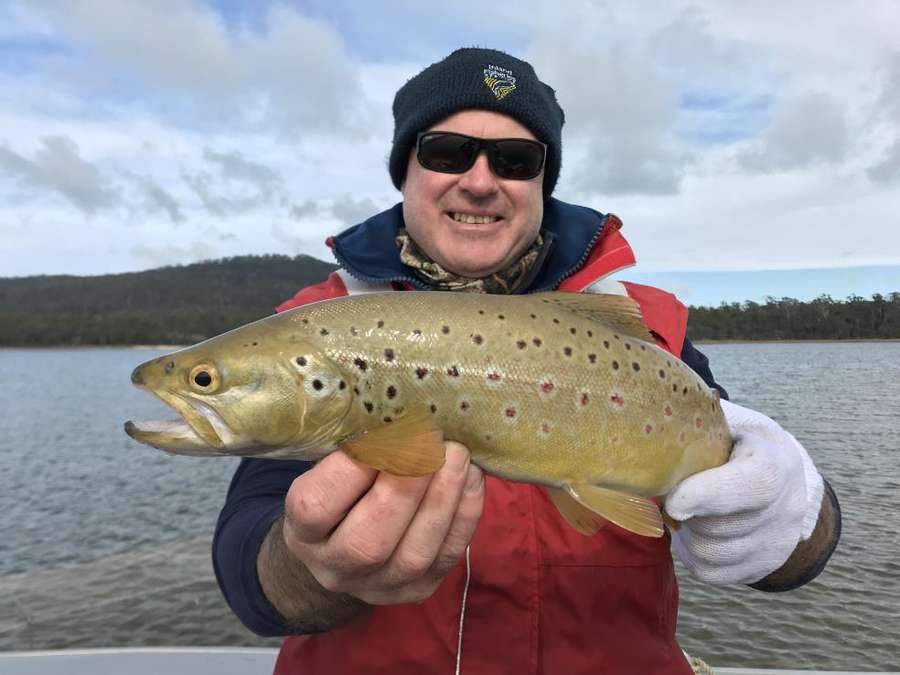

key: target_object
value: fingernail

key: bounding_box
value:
[464,465,484,494]
[445,445,470,474]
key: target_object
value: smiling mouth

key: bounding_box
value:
[448,211,502,225]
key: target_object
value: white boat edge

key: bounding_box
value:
[0,648,896,675]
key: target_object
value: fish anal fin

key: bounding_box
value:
[340,409,445,477]
[662,511,682,532]
[565,483,664,538]
[545,487,609,536]
[532,292,653,342]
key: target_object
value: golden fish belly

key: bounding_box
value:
[289,291,731,497]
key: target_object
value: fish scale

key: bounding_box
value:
[125,291,732,537]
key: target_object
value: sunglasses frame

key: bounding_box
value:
[415,131,547,181]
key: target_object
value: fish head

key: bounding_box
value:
[125,327,353,457]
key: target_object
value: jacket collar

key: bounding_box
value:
[329,198,615,293]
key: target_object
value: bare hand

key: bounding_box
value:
[281,441,485,605]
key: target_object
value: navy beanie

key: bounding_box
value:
[389,47,565,199]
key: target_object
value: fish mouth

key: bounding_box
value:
[125,389,231,455]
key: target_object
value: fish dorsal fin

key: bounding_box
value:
[565,482,664,538]
[340,409,446,477]
[545,487,609,536]
[532,292,653,342]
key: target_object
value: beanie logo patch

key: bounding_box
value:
[483,64,516,101]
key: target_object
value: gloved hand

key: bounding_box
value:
[665,399,824,585]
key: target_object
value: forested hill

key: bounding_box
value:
[1,255,898,345]
[0,254,337,346]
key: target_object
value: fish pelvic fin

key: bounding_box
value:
[565,482,665,538]
[532,292,653,342]
[545,487,609,536]
[340,408,446,477]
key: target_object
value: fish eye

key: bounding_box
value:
[189,364,220,392]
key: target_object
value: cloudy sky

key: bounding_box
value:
[1,0,898,305]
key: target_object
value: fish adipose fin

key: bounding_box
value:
[340,409,446,477]
[532,292,653,342]
[565,482,664,538]
[545,487,609,535]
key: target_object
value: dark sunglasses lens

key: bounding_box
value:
[491,140,545,179]
[418,134,477,173]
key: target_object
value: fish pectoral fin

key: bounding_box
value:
[545,487,609,536]
[340,409,446,477]
[565,483,664,538]
[531,292,653,342]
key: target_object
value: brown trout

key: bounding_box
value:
[125,291,731,537]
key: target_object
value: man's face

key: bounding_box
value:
[401,110,544,278]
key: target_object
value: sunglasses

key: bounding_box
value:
[416,131,547,181]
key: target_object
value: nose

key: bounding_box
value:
[457,152,499,197]
[131,365,145,386]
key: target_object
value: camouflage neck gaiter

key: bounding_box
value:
[396,228,544,294]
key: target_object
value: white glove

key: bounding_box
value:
[665,399,824,585]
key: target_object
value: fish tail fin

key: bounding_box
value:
[565,482,665,538]
[340,409,445,477]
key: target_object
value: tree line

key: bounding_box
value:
[1,256,898,345]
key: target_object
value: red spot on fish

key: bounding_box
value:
[416,367,429,379]
[447,366,460,377]
[487,371,502,382]
[695,417,704,429]
[644,424,653,435]
[505,407,517,418]
[664,405,673,417]
[540,381,555,394]
[580,392,590,407]
[610,393,625,407]
[541,422,552,434]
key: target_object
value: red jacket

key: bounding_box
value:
[273,221,693,675]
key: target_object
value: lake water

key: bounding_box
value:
[0,343,898,670]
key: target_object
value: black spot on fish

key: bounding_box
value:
[613,334,620,340]
[632,362,641,372]
[416,367,429,379]
[564,347,573,357]
[430,403,437,414]
[252,341,258,347]
[164,361,175,374]
[377,320,385,328]
[320,328,329,336]
[640,345,646,351]
[625,343,632,351]
[530,313,537,319]
[553,318,560,324]
[497,314,505,320]
[588,354,597,364]
[350,327,358,336]
[472,334,483,345]
[460,401,470,411]
[517,340,527,350]
[353,386,360,395]
[587,330,593,338]
[683,387,689,396]
[533,338,542,347]
[364,401,374,413]
[603,340,610,349]
[673,383,679,392]
[312,379,324,391]
[569,327,576,335]
[302,318,309,324]
[447,365,459,377]
[442,325,451,334]
[612,360,620,370]
[339,380,346,390]
[296,356,307,367]
[659,369,666,378]
[354,358,368,371]
[384,348,395,362]
[478,309,485,315]
[386,385,397,399]
[383,416,393,423]
[412,329,422,336]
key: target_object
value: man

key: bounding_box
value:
[213,48,840,674]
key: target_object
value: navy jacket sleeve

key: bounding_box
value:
[679,336,728,400]
[213,457,312,636]
[213,335,726,637]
